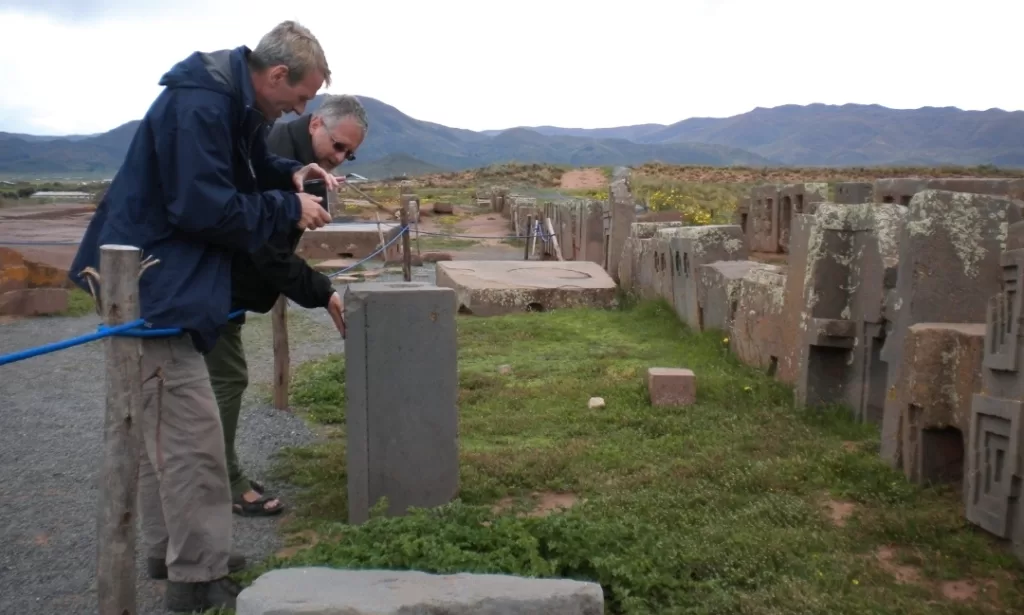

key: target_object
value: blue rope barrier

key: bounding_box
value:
[0,226,413,366]
[0,240,81,246]
[0,318,147,367]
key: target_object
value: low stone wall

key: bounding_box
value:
[507,173,1024,566]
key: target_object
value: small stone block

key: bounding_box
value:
[236,568,605,615]
[648,367,696,406]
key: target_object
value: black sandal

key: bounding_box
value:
[232,482,285,517]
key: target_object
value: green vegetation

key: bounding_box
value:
[631,177,749,225]
[0,179,106,206]
[55,287,96,317]
[248,302,1023,614]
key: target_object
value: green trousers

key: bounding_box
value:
[203,321,251,500]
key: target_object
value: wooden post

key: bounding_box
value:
[97,244,144,615]
[413,198,422,257]
[272,295,290,410]
[524,215,533,260]
[545,217,565,261]
[373,210,388,264]
[400,203,412,282]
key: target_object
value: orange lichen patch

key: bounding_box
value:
[0,247,29,292]
[0,247,69,291]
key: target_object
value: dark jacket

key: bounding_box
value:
[68,46,303,353]
[228,114,335,317]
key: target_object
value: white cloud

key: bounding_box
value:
[0,0,1021,135]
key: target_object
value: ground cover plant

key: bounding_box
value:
[251,301,1023,615]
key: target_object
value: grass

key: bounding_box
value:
[246,301,1023,614]
[56,287,96,317]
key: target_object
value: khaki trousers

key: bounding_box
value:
[136,335,232,583]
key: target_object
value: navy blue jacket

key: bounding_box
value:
[69,46,304,353]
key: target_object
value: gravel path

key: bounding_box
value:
[0,268,427,615]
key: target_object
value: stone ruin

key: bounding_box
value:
[493,172,1024,565]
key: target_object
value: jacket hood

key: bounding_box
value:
[157,45,256,108]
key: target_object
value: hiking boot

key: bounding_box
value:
[147,553,247,580]
[165,576,241,613]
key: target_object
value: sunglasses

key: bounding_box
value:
[324,126,357,162]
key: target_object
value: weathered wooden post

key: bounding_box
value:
[400,193,421,258]
[400,203,412,282]
[545,218,564,261]
[412,198,422,257]
[524,215,533,260]
[96,244,144,615]
[272,295,290,410]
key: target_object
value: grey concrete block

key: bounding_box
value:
[344,282,459,525]
[236,568,606,615]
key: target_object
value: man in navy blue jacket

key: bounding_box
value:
[68,21,335,612]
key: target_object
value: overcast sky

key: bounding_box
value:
[0,0,1020,136]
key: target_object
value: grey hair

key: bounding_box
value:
[250,20,332,88]
[314,94,369,133]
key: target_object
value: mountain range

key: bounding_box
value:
[1,97,1022,179]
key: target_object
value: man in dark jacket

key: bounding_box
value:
[206,94,367,518]
[68,21,336,612]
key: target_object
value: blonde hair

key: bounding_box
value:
[250,20,332,88]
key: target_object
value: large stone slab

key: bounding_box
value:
[966,221,1024,563]
[730,263,788,371]
[897,323,985,488]
[834,182,874,205]
[606,175,636,282]
[630,222,684,300]
[788,203,908,409]
[237,568,605,615]
[777,183,828,252]
[297,222,403,261]
[344,282,459,524]
[874,178,1024,205]
[697,260,762,333]
[617,222,684,297]
[579,199,605,266]
[437,260,616,316]
[748,184,781,253]
[666,225,747,330]
[651,230,675,303]
[880,190,1024,469]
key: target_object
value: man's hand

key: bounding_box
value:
[327,291,346,338]
[297,193,331,230]
[293,163,340,192]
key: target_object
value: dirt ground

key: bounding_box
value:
[559,168,607,190]
[414,207,522,260]
[0,203,92,271]
[0,200,527,281]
